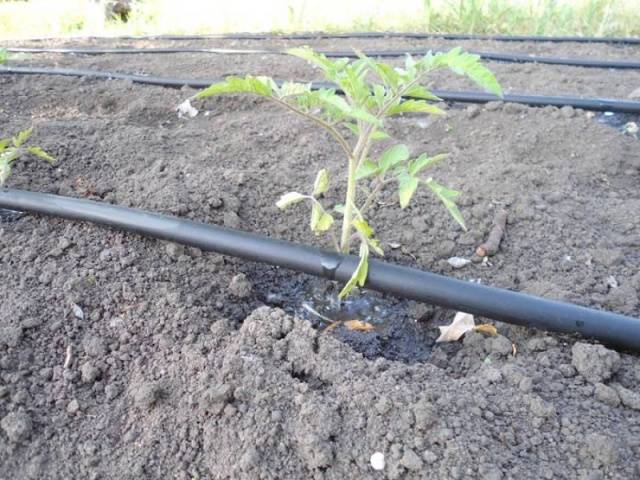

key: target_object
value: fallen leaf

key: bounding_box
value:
[473,323,498,336]
[436,312,475,342]
[344,319,375,332]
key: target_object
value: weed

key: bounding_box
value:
[0,128,55,185]
[189,47,500,297]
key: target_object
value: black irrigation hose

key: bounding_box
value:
[2,188,639,351]
[8,46,640,70]
[25,31,640,44]
[3,65,640,113]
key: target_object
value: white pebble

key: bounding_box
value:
[447,256,471,269]
[370,452,385,470]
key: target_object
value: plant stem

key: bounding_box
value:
[340,156,358,253]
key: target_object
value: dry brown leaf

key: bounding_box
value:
[436,312,475,343]
[473,323,498,337]
[344,319,375,332]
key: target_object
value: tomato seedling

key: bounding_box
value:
[0,128,56,185]
[188,47,501,297]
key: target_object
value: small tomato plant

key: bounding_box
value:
[0,128,56,185]
[188,47,501,298]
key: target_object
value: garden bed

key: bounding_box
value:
[1,35,639,479]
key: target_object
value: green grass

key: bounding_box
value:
[0,0,638,40]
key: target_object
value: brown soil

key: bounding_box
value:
[1,35,639,479]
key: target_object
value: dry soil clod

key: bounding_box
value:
[476,209,508,258]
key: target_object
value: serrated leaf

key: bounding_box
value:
[27,146,55,163]
[276,192,307,209]
[355,159,379,180]
[353,218,374,238]
[387,100,446,116]
[0,138,9,151]
[339,243,369,299]
[398,173,419,208]
[379,144,410,172]
[408,153,448,176]
[425,178,467,230]
[287,47,337,74]
[356,53,400,90]
[276,81,311,98]
[434,48,502,97]
[310,203,333,233]
[0,147,18,165]
[12,127,33,147]
[313,169,329,196]
[404,85,441,101]
[318,93,381,126]
[195,75,274,100]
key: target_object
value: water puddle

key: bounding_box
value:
[297,289,437,363]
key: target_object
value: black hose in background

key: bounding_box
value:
[18,31,640,44]
[7,46,640,70]
[3,65,640,113]
[1,188,639,351]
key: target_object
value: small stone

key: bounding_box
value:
[0,326,23,348]
[67,399,80,414]
[80,362,101,383]
[105,384,121,401]
[370,452,385,471]
[165,242,185,259]
[400,448,423,471]
[466,105,480,119]
[133,382,164,409]
[528,395,555,418]
[1,411,32,443]
[99,249,112,262]
[560,106,575,118]
[199,384,232,413]
[605,285,638,314]
[594,383,620,407]
[83,335,107,357]
[612,384,640,410]
[571,343,620,383]
[223,211,241,229]
[488,335,513,356]
[228,273,252,298]
[72,304,84,320]
[423,450,438,464]
[485,101,503,111]
[447,256,471,269]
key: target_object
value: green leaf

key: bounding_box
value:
[353,218,374,238]
[404,85,441,101]
[287,47,337,75]
[355,159,379,180]
[371,130,390,140]
[317,92,381,126]
[276,81,311,98]
[0,48,7,64]
[0,138,9,151]
[425,178,467,230]
[333,204,345,214]
[387,100,446,116]
[408,153,448,176]
[310,203,334,233]
[0,147,19,165]
[434,48,503,97]
[398,173,419,209]
[378,144,410,172]
[313,169,330,196]
[276,192,307,209]
[339,243,369,299]
[12,127,33,148]
[195,75,274,100]
[27,146,56,163]
[355,51,400,91]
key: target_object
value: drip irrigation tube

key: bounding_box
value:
[19,31,640,44]
[7,46,640,70]
[3,65,640,113]
[2,187,639,351]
